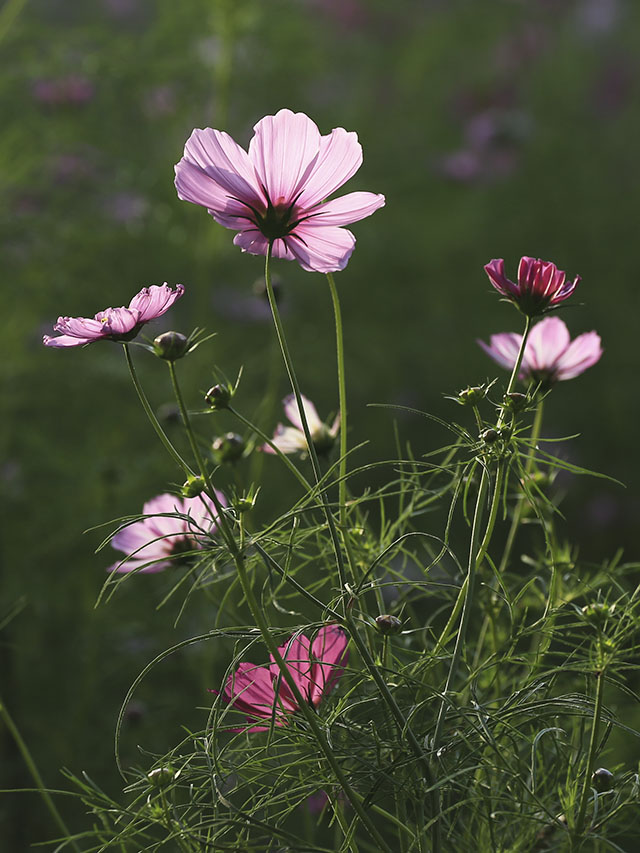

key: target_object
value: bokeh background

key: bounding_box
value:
[3,0,640,846]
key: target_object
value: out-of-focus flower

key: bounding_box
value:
[175,108,385,273]
[484,256,580,317]
[102,191,149,224]
[108,491,225,573]
[43,283,184,347]
[263,395,340,456]
[32,75,94,106]
[221,625,348,731]
[142,84,177,118]
[478,316,602,383]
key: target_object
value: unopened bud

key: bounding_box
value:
[503,392,527,412]
[481,428,499,444]
[205,384,231,410]
[592,767,614,792]
[375,614,402,634]
[153,331,189,361]
[581,602,614,627]
[147,766,175,788]
[181,475,205,497]
[212,432,245,463]
[458,386,485,406]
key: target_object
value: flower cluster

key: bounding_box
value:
[108,491,225,574]
[221,625,349,731]
[175,108,385,273]
[43,284,184,348]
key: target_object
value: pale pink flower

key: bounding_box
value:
[108,491,225,573]
[263,394,340,456]
[478,316,602,383]
[484,256,580,316]
[221,625,349,731]
[43,283,184,347]
[174,108,385,273]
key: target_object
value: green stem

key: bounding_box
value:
[123,344,193,477]
[0,696,80,852]
[573,668,605,846]
[326,272,348,528]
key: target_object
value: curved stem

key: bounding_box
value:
[0,696,80,852]
[123,344,193,477]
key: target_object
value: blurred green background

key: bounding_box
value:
[3,0,639,846]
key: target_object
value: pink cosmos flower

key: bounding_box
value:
[478,316,602,383]
[221,625,349,731]
[484,256,580,317]
[262,394,340,456]
[108,491,225,573]
[43,283,184,347]
[174,108,385,273]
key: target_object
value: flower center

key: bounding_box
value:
[255,196,298,241]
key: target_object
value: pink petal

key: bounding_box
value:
[232,229,296,260]
[100,307,139,336]
[128,283,184,322]
[309,625,349,706]
[54,316,106,339]
[263,424,307,455]
[283,394,322,432]
[285,223,356,273]
[175,159,255,220]
[484,258,515,297]
[269,634,313,707]
[296,127,363,208]
[182,127,265,206]
[525,317,570,372]
[224,662,279,716]
[307,191,385,226]
[43,333,96,347]
[478,332,522,372]
[248,109,321,205]
[107,556,171,574]
[554,331,602,380]
[142,494,190,539]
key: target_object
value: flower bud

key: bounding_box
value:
[481,428,499,444]
[375,614,402,634]
[457,386,486,406]
[153,331,189,361]
[205,384,232,410]
[592,767,614,792]
[181,475,206,497]
[147,766,175,788]
[212,432,245,463]
[581,602,615,627]
[503,392,527,412]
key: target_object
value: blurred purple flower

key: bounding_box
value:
[43,283,184,347]
[263,395,340,456]
[103,191,149,224]
[109,491,225,574]
[143,84,177,119]
[175,108,385,273]
[478,316,602,383]
[220,625,349,731]
[32,75,94,107]
[485,256,580,317]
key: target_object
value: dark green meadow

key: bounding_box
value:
[3,0,640,847]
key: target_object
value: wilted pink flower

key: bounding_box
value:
[43,283,184,347]
[478,316,602,383]
[484,256,580,317]
[263,394,340,456]
[108,491,225,573]
[221,625,349,731]
[175,108,385,273]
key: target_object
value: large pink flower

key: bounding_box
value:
[221,625,349,731]
[108,491,225,573]
[174,108,385,273]
[484,256,580,317]
[478,316,602,383]
[262,394,340,456]
[43,283,184,348]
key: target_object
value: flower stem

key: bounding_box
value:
[0,695,80,852]
[123,344,193,477]
[326,272,348,528]
[573,667,606,846]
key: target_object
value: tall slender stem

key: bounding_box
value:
[123,344,193,477]
[0,696,80,852]
[326,272,348,526]
[573,668,605,846]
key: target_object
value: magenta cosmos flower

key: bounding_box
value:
[478,316,602,383]
[221,625,349,732]
[174,108,385,273]
[108,491,225,573]
[484,256,580,317]
[263,394,340,456]
[43,283,184,347]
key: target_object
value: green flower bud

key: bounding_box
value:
[375,614,403,635]
[205,384,232,410]
[153,331,189,361]
[147,766,175,788]
[503,392,527,412]
[592,767,614,792]
[581,602,615,627]
[212,432,245,463]
[457,386,486,406]
[181,475,206,497]
[481,428,499,444]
